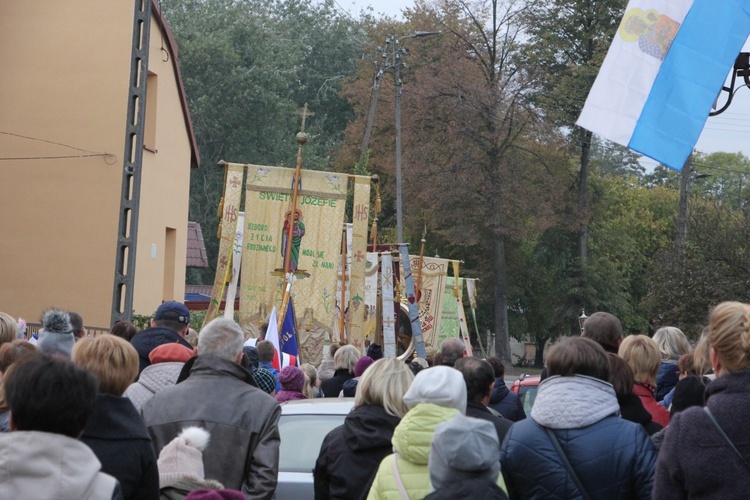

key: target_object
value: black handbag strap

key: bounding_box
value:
[704,406,750,472]
[545,427,591,500]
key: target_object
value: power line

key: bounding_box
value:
[0,154,115,162]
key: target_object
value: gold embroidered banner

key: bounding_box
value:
[347,177,370,348]
[363,252,379,341]
[438,277,462,348]
[409,256,451,349]
[203,163,245,327]
[239,165,347,348]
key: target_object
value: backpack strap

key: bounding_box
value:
[544,427,591,500]
[390,453,410,500]
[704,406,750,472]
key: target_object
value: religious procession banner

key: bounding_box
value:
[363,252,379,341]
[203,163,244,327]
[223,212,244,320]
[239,165,347,346]
[332,224,351,343]
[380,253,397,358]
[347,177,370,348]
[409,255,451,349]
[438,277,462,348]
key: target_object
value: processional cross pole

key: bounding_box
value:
[277,103,314,331]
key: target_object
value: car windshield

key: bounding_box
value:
[278,414,347,472]
[518,386,538,414]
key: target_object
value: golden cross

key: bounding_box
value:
[296,103,315,133]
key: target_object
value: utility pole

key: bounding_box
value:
[394,37,405,243]
[359,32,440,244]
[675,156,692,260]
[111,0,152,324]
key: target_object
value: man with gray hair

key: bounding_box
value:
[441,337,466,367]
[142,318,280,499]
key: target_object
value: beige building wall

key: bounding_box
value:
[0,1,196,328]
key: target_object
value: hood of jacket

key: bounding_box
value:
[489,378,510,404]
[0,431,116,498]
[130,362,183,395]
[343,404,401,452]
[531,375,619,429]
[82,393,150,441]
[392,403,459,465]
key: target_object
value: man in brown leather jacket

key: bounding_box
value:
[143,318,280,499]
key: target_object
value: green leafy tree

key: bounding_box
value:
[523,0,625,285]
[159,0,369,283]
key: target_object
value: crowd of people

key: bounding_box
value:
[0,300,749,499]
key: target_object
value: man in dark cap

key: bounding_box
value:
[130,301,193,375]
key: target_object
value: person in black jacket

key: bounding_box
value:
[487,357,526,421]
[130,301,193,375]
[320,345,359,397]
[73,334,159,500]
[314,358,414,499]
[455,357,512,445]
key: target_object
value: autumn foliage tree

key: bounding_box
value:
[337,0,573,363]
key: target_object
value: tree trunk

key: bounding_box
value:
[577,129,593,265]
[534,334,548,368]
[493,232,512,365]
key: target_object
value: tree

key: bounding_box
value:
[337,0,572,364]
[159,0,369,283]
[523,0,625,291]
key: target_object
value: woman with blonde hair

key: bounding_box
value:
[300,363,322,398]
[314,357,414,499]
[0,312,19,346]
[619,334,670,427]
[655,301,750,496]
[72,334,159,499]
[320,344,360,397]
[653,326,691,401]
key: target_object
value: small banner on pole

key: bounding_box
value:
[380,253,397,358]
[223,212,244,320]
[203,163,244,327]
[348,177,370,348]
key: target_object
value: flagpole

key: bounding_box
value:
[277,103,312,331]
[415,226,426,302]
[339,224,347,342]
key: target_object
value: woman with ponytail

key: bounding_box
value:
[654,301,750,497]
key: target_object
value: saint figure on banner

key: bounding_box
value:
[282,209,305,270]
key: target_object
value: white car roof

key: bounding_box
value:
[279,398,355,415]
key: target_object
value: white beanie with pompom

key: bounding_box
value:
[157,426,211,488]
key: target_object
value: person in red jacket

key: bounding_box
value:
[619,334,670,428]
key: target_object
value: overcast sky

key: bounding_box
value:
[327,0,750,165]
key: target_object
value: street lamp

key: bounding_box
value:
[578,310,588,335]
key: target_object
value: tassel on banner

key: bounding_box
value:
[373,175,381,214]
[216,196,225,239]
[452,261,461,297]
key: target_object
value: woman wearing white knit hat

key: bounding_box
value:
[158,427,225,496]
[367,366,469,500]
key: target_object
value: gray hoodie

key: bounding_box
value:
[0,431,119,499]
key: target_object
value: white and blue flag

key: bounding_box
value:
[578,0,750,170]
